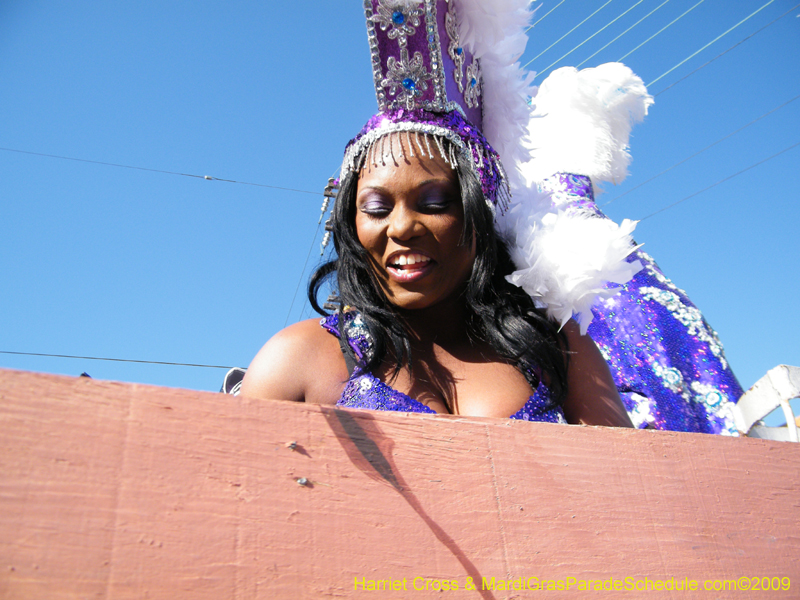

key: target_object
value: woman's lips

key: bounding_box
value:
[387,261,434,282]
[385,252,433,283]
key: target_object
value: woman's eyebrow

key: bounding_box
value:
[357,176,457,202]
[357,185,390,195]
[416,177,454,188]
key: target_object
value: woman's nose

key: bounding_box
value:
[386,205,424,240]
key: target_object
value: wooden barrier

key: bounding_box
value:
[0,368,797,599]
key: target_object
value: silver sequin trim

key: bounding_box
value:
[445,0,464,93]
[640,286,727,368]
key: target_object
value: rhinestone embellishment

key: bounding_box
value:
[371,0,423,48]
[464,60,481,108]
[445,0,465,93]
[382,51,431,107]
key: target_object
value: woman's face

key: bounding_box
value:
[355,134,475,310]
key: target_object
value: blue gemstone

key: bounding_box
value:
[392,11,405,25]
[402,78,416,90]
[470,77,477,87]
[456,47,463,55]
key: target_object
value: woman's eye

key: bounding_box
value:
[359,201,391,216]
[419,195,452,212]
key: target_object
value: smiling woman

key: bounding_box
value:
[239,0,635,426]
[241,118,631,426]
[354,133,473,310]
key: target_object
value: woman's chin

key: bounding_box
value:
[386,291,437,311]
[384,284,467,312]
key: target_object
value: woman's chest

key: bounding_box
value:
[376,355,536,417]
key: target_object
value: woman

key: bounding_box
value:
[239,0,738,433]
[241,119,632,427]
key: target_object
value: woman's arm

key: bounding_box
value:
[561,320,633,427]
[240,318,348,404]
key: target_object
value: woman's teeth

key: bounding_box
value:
[393,254,430,268]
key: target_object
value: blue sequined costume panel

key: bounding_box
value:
[541,173,744,434]
[321,311,566,423]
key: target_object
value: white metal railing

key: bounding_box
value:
[733,365,800,442]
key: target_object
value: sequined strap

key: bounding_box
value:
[319,309,375,369]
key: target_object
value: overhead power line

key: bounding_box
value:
[602,94,800,207]
[0,146,319,196]
[654,2,800,96]
[617,0,705,61]
[640,141,800,221]
[527,0,567,31]
[8,133,799,371]
[577,0,672,68]
[0,350,234,370]
[523,0,615,69]
[283,171,341,326]
[536,0,645,80]
[647,0,778,87]
[284,218,324,327]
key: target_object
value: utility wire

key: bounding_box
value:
[654,2,800,96]
[283,168,340,326]
[284,219,324,327]
[617,0,704,61]
[602,93,800,207]
[300,291,317,322]
[9,137,799,370]
[647,0,777,87]
[0,146,319,196]
[639,141,800,221]
[523,0,615,69]
[527,0,567,31]
[536,0,645,80]
[0,350,234,370]
[3,143,329,324]
[577,0,671,68]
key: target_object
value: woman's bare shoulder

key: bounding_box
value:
[240,318,348,404]
[561,319,633,427]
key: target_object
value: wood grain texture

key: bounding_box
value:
[0,368,797,599]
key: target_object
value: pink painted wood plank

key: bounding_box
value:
[0,368,797,599]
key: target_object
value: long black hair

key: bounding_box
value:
[309,141,569,405]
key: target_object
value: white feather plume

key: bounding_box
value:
[522,63,653,190]
[455,0,538,192]
[503,208,643,334]
[452,5,650,333]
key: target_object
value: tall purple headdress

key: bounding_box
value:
[320,0,647,340]
[338,0,510,213]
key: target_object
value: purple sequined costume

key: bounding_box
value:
[320,310,566,423]
[542,173,743,435]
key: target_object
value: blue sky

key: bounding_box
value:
[1,1,798,421]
